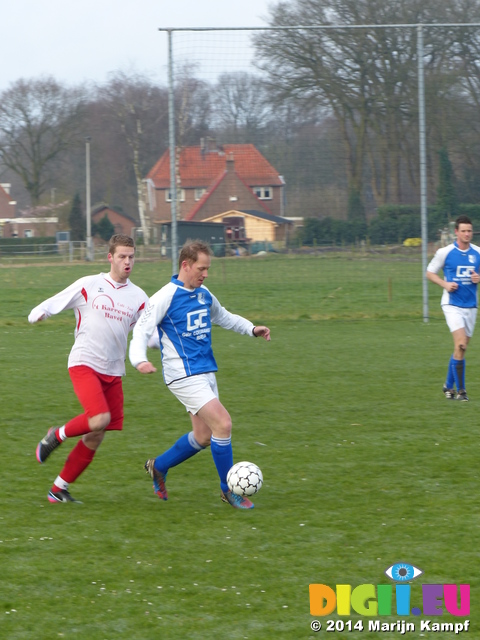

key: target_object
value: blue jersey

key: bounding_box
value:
[129,275,255,384]
[427,242,480,308]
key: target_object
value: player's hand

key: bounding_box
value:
[254,326,271,341]
[136,361,157,374]
[472,272,480,284]
[445,282,458,292]
[28,311,46,323]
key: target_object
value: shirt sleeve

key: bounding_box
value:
[129,284,175,367]
[129,290,149,330]
[426,246,449,275]
[209,292,255,336]
[28,277,89,323]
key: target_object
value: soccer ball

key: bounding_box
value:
[227,461,263,496]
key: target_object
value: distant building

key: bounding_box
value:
[202,209,293,245]
[0,184,58,238]
[157,220,226,258]
[145,141,286,224]
[91,204,137,237]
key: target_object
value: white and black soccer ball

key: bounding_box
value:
[227,461,263,496]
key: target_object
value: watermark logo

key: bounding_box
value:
[309,563,470,635]
[384,562,423,582]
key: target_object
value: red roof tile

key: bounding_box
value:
[146,144,283,189]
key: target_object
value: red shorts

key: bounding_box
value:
[69,365,124,431]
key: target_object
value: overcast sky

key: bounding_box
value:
[0,0,274,92]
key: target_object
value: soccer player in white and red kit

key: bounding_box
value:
[29,234,149,503]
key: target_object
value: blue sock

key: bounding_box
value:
[445,355,455,389]
[211,436,233,493]
[155,432,204,475]
[451,358,466,391]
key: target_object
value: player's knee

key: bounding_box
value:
[217,418,232,439]
[89,412,111,432]
[83,430,105,450]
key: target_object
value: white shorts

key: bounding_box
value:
[443,305,477,337]
[168,372,219,415]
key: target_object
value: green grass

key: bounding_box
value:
[0,254,477,639]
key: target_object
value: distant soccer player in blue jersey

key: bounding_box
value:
[426,215,480,401]
[129,240,271,509]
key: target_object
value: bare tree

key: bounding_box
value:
[254,0,480,211]
[97,71,169,243]
[173,66,212,218]
[0,77,84,205]
[212,72,272,142]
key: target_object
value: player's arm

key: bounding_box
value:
[28,278,89,323]
[426,247,458,292]
[129,286,173,374]
[426,270,458,292]
[210,293,271,341]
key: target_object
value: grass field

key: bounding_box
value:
[0,253,477,639]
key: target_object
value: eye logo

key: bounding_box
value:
[385,563,423,582]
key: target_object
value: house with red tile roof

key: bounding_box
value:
[144,141,286,225]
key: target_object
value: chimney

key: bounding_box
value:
[226,153,235,171]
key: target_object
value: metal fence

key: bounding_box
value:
[0,242,165,264]
[160,21,480,321]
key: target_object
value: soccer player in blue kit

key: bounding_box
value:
[426,215,480,401]
[129,240,271,509]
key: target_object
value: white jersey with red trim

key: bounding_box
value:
[28,273,148,376]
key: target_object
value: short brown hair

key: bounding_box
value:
[108,234,135,255]
[178,239,212,269]
[455,215,473,229]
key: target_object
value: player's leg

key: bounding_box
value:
[443,306,471,400]
[451,306,475,400]
[195,399,254,509]
[36,366,110,464]
[144,376,214,500]
[443,354,456,398]
[46,372,113,503]
[452,327,473,402]
[450,329,468,399]
[145,426,206,501]
[196,397,233,493]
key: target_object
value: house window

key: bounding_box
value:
[165,189,185,202]
[254,187,272,200]
[24,229,34,238]
[194,188,206,201]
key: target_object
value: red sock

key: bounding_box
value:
[62,414,91,439]
[57,439,96,484]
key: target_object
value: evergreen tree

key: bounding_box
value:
[94,215,115,242]
[347,188,366,222]
[437,147,457,222]
[69,192,85,241]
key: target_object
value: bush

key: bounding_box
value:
[0,237,57,255]
[300,217,367,246]
[403,237,422,247]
